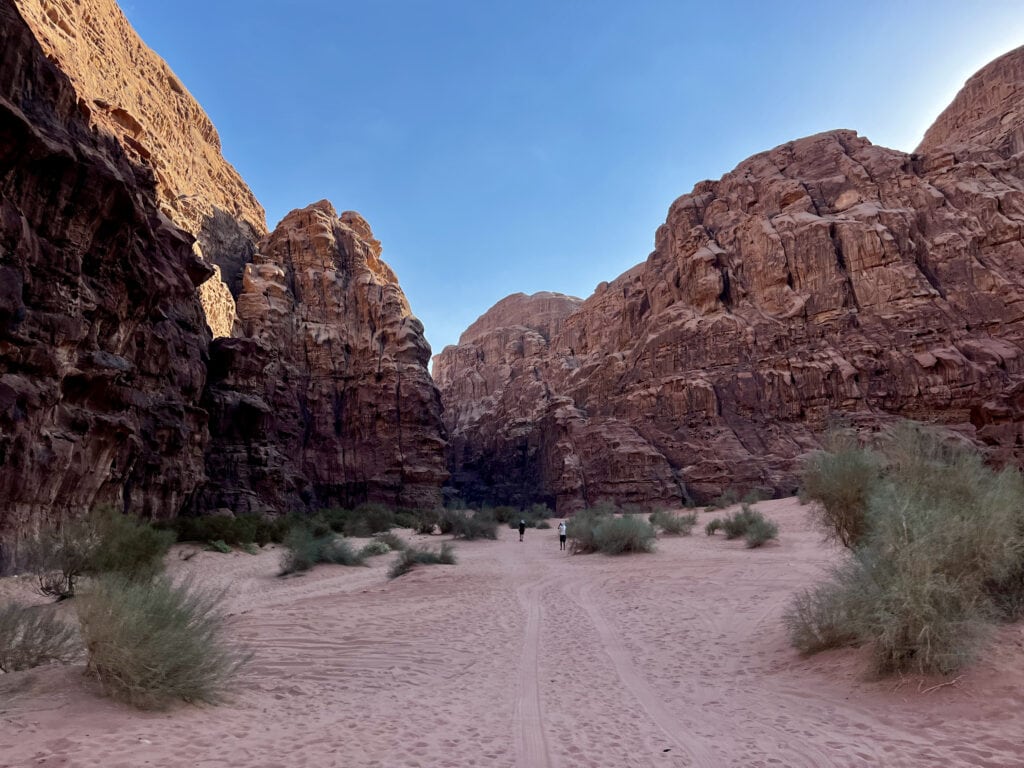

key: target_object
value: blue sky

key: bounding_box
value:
[122,1,1024,357]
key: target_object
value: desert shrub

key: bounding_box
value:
[76,576,248,709]
[742,489,770,505]
[537,521,552,529]
[569,509,655,555]
[720,505,760,539]
[788,422,1024,675]
[593,516,656,555]
[800,432,880,549]
[705,489,738,511]
[359,540,391,557]
[393,511,420,530]
[373,531,407,551]
[167,515,257,546]
[346,503,396,537]
[206,539,232,554]
[620,503,648,516]
[784,566,864,655]
[278,527,366,576]
[744,516,779,548]
[441,509,498,540]
[23,516,98,600]
[705,519,722,536]
[491,506,518,524]
[241,542,260,555]
[566,507,612,554]
[0,603,79,672]
[649,510,697,536]
[527,503,553,520]
[388,543,457,579]
[413,508,441,535]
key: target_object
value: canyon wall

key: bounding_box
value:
[197,202,447,513]
[13,0,267,338]
[0,0,212,566]
[435,46,1024,510]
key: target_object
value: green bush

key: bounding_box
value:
[359,540,391,557]
[744,516,779,548]
[346,503,396,537]
[206,539,232,554]
[388,543,456,579]
[373,531,407,551]
[393,511,420,530]
[649,510,697,536]
[787,422,1024,675]
[0,602,80,672]
[537,521,552,530]
[705,519,722,536]
[278,527,366,576]
[491,506,518,524]
[76,576,248,709]
[441,510,498,540]
[800,432,880,548]
[412,508,441,535]
[23,515,99,600]
[569,509,655,555]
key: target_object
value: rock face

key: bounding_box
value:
[197,202,447,513]
[0,0,212,567]
[435,46,1024,510]
[13,0,267,337]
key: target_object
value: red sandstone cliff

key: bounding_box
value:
[0,0,212,566]
[435,46,1024,510]
[13,0,267,338]
[198,202,447,513]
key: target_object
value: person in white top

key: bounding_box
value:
[558,520,568,551]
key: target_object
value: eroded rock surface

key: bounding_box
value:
[197,202,447,513]
[436,47,1024,509]
[13,0,266,336]
[0,0,211,566]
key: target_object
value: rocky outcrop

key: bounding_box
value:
[0,0,212,567]
[196,202,447,514]
[13,0,266,336]
[436,47,1024,510]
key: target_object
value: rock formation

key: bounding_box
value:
[435,45,1024,510]
[13,0,267,337]
[0,0,212,567]
[197,202,447,514]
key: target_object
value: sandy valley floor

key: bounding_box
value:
[2,498,1023,767]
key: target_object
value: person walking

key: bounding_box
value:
[518,519,526,542]
[558,520,567,551]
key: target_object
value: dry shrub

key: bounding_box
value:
[76,576,248,709]
[388,543,456,579]
[0,602,79,672]
[569,509,655,555]
[788,423,1024,675]
[278,527,365,576]
[649,510,697,536]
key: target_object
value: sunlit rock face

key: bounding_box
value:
[436,46,1024,510]
[197,202,448,514]
[13,0,267,338]
[0,0,212,567]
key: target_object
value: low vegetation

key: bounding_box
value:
[278,527,366,576]
[568,507,656,555]
[440,509,498,540]
[706,504,779,548]
[0,602,80,673]
[24,507,174,600]
[359,540,392,558]
[76,576,248,709]
[788,423,1024,675]
[649,509,697,536]
[388,543,457,579]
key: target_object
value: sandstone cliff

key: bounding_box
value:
[435,46,1024,509]
[0,0,212,566]
[13,0,267,337]
[197,202,447,514]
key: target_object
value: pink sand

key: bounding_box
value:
[2,498,1023,767]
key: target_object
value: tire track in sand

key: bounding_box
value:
[568,578,717,767]
[513,575,558,768]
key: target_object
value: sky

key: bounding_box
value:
[121,1,1024,358]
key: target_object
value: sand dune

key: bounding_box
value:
[2,498,1023,767]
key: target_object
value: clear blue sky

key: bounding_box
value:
[121,1,1024,357]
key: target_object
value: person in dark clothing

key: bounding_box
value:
[518,519,526,542]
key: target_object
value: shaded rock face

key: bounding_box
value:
[13,0,267,337]
[436,48,1024,510]
[196,202,447,513]
[0,0,211,567]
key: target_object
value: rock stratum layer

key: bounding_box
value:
[0,0,212,566]
[197,202,447,514]
[13,0,267,337]
[435,45,1024,510]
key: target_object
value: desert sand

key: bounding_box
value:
[2,498,1023,767]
